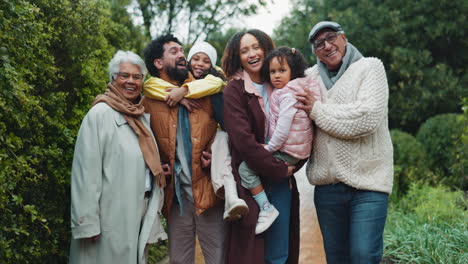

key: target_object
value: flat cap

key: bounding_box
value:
[308,21,343,42]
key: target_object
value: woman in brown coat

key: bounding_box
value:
[221,29,301,264]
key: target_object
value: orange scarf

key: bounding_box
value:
[92,83,165,188]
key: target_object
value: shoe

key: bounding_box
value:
[255,205,279,234]
[223,198,249,221]
[223,179,249,221]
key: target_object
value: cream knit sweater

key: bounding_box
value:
[306,57,394,194]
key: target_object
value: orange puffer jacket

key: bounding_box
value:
[142,96,220,219]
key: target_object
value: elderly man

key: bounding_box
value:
[142,34,225,264]
[296,21,394,264]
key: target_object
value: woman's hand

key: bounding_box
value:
[285,162,296,177]
[165,86,188,107]
[180,98,202,112]
[85,234,100,242]
[295,86,317,116]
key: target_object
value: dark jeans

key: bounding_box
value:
[263,178,291,264]
[314,182,388,264]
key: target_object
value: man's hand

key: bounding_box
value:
[165,86,189,107]
[295,86,317,116]
[85,234,100,242]
[180,98,202,112]
[200,151,212,169]
[162,164,171,183]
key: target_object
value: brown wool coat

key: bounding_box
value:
[223,79,300,264]
[142,96,221,219]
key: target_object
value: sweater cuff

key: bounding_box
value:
[71,223,101,239]
[309,101,321,120]
[181,83,191,96]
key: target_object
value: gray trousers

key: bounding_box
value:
[239,151,300,189]
[168,195,225,264]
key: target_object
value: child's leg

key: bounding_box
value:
[211,130,248,220]
[238,162,279,234]
[210,130,230,198]
[272,151,301,166]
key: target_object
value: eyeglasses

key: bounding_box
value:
[313,32,342,51]
[116,72,144,81]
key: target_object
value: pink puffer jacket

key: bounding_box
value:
[268,75,321,159]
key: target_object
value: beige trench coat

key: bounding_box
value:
[69,103,167,264]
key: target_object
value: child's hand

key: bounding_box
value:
[165,86,188,106]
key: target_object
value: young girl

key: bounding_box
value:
[144,41,249,221]
[187,42,249,221]
[238,46,321,234]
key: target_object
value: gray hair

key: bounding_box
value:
[108,50,147,82]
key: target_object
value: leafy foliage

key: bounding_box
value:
[0,0,155,262]
[416,113,467,190]
[273,0,467,132]
[135,0,268,44]
[390,130,431,201]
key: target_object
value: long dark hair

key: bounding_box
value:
[262,46,308,83]
[221,29,275,80]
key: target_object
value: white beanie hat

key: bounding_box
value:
[187,41,217,66]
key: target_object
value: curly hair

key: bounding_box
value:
[221,29,275,80]
[143,34,181,77]
[262,46,308,84]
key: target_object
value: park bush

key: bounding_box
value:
[416,113,467,190]
[384,184,468,263]
[390,129,432,200]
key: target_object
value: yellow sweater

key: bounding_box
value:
[144,74,225,100]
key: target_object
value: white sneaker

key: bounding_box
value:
[255,205,279,234]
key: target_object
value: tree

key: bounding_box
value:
[108,0,149,54]
[135,0,269,44]
[273,0,467,133]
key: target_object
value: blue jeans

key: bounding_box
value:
[314,183,388,264]
[263,178,291,264]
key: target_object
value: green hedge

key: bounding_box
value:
[390,129,432,200]
[416,113,467,190]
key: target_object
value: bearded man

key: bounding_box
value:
[142,34,225,264]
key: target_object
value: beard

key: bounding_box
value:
[166,58,189,83]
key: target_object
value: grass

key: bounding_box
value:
[383,184,467,264]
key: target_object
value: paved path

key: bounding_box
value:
[194,167,326,263]
[296,166,326,263]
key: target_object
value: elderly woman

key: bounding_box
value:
[69,50,167,264]
[296,21,394,264]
